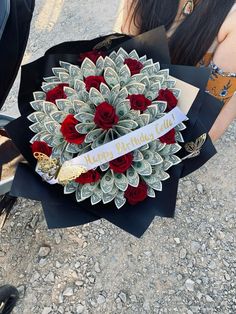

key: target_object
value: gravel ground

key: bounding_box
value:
[1,1,236,313]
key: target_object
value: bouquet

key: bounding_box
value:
[29,48,188,209]
[6,28,223,237]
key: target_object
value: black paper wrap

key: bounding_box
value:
[5,27,223,237]
[0,0,35,109]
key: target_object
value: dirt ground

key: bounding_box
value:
[0,1,236,313]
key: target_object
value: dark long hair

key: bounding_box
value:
[129,0,235,65]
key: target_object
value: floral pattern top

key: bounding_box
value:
[199,52,236,105]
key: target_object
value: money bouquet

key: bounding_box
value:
[29,48,187,209]
[6,28,222,236]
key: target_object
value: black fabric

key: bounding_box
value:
[0,0,35,109]
[113,26,170,64]
[5,27,223,237]
[0,0,10,40]
[10,163,100,226]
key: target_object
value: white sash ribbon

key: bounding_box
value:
[67,106,187,170]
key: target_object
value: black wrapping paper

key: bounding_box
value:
[5,27,223,237]
[0,0,35,109]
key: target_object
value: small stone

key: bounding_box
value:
[174,238,180,244]
[17,285,26,298]
[225,273,231,281]
[97,294,106,304]
[116,298,122,310]
[176,199,182,207]
[30,272,40,283]
[0,251,6,257]
[88,276,95,283]
[55,261,61,268]
[75,280,84,287]
[98,228,105,235]
[76,304,84,313]
[180,248,187,259]
[75,262,81,268]
[191,241,200,254]
[130,295,137,302]
[143,301,150,311]
[42,307,52,314]
[63,287,74,297]
[38,246,51,258]
[55,234,62,244]
[208,261,216,270]
[119,292,127,303]
[206,295,214,303]
[197,184,203,193]
[58,306,64,314]
[45,271,55,282]
[168,290,175,295]
[185,279,195,291]
[29,214,39,229]
[95,262,101,273]
[58,294,63,304]
[39,258,47,266]
[82,242,88,249]
[197,291,202,300]
[216,230,225,240]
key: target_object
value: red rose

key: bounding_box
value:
[31,141,52,157]
[84,76,106,92]
[124,58,144,75]
[46,83,69,104]
[60,114,86,144]
[127,94,152,111]
[109,153,133,173]
[75,170,100,184]
[94,102,119,130]
[157,89,178,111]
[79,50,106,64]
[159,129,176,144]
[124,181,148,205]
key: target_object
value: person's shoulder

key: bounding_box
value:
[218,5,236,42]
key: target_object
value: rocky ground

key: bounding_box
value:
[0,1,236,313]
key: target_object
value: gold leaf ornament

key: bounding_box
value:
[182,133,207,160]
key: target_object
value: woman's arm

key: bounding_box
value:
[209,11,236,141]
[209,95,236,141]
